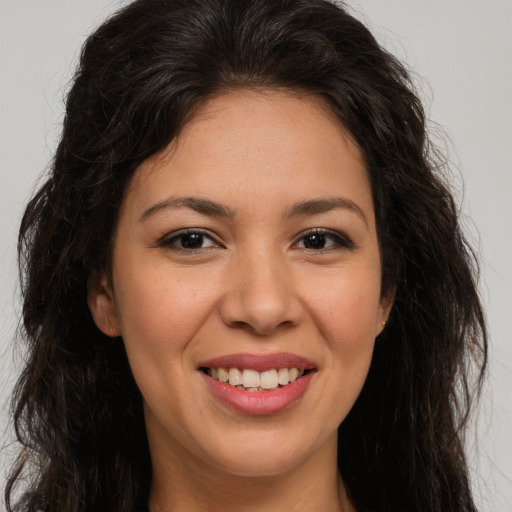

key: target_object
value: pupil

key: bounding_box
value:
[182,233,203,248]
[305,234,326,249]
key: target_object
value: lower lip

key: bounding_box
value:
[201,371,314,415]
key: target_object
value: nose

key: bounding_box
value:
[219,249,304,336]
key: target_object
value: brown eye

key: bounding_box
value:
[180,233,205,249]
[295,229,354,251]
[302,233,328,249]
[160,230,219,251]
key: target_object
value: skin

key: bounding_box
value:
[89,89,392,512]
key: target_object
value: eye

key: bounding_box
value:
[294,229,354,251]
[160,229,220,252]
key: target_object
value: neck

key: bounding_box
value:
[148,432,355,512]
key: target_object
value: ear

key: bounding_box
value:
[87,274,121,337]
[375,291,394,337]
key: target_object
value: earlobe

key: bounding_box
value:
[87,275,121,337]
[376,293,394,337]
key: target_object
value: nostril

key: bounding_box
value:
[230,320,251,330]
[223,319,295,336]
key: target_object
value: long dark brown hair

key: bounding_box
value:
[6,0,487,511]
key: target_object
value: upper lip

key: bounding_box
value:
[198,352,316,372]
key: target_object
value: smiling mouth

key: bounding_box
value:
[200,367,311,392]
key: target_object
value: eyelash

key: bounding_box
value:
[159,229,221,253]
[292,229,355,252]
[159,228,354,253]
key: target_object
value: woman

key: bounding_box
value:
[6,0,487,511]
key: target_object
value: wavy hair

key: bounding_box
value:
[6,0,487,510]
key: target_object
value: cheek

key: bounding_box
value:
[112,268,219,413]
[115,267,213,337]
[311,268,382,338]
[311,271,380,422]
[112,266,221,390]
[305,266,382,396]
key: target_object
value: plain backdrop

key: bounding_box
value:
[1,1,511,510]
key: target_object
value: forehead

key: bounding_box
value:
[176,88,363,173]
[122,89,373,224]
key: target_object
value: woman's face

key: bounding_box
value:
[89,89,391,478]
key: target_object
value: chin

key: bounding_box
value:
[201,425,334,478]
[213,448,307,478]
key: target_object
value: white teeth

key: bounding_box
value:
[207,366,308,390]
[242,369,260,388]
[228,368,243,386]
[277,368,289,385]
[260,369,279,389]
[218,367,229,382]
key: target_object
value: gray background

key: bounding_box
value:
[1,1,511,510]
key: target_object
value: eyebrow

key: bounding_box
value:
[284,198,369,227]
[139,195,368,227]
[139,196,235,222]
